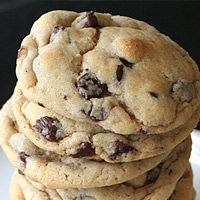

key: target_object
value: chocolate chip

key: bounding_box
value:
[149,91,159,98]
[38,102,45,107]
[53,26,65,34]
[146,166,161,184]
[71,142,95,158]
[77,71,108,99]
[120,58,133,68]
[79,194,84,200]
[19,152,30,163]
[116,65,124,81]
[49,26,65,42]
[17,46,27,59]
[64,95,68,100]
[110,141,134,160]
[18,169,25,176]
[168,169,173,175]
[34,116,62,141]
[90,107,108,122]
[84,11,98,28]
[171,80,194,102]
[79,194,92,200]
[82,100,109,122]
[139,128,147,134]
[81,108,91,116]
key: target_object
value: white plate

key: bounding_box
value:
[0,131,199,200]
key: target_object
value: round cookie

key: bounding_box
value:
[0,100,172,189]
[16,10,200,135]
[12,86,200,163]
[10,145,191,200]
[11,170,195,200]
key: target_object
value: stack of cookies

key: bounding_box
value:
[0,10,200,200]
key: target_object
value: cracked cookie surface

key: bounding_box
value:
[16,10,200,135]
[12,86,200,163]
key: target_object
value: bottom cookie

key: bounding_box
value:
[169,165,196,200]
[10,164,195,200]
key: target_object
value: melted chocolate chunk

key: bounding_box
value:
[81,108,91,116]
[110,141,134,160]
[53,26,65,34]
[38,102,45,107]
[84,11,99,28]
[64,95,68,100]
[49,26,65,42]
[77,71,108,99]
[82,103,108,122]
[139,128,147,134]
[149,91,159,98]
[146,166,161,184]
[19,152,30,163]
[71,142,95,158]
[90,107,108,122]
[168,169,173,175]
[116,65,124,81]
[34,116,61,141]
[120,58,133,68]
[79,194,93,200]
[18,169,25,176]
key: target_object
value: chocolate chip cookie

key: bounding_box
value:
[0,100,171,189]
[10,142,192,200]
[12,86,200,163]
[16,11,200,135]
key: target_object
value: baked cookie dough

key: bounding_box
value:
[16,11,200,135]
[12,86,200,163]
[0,100,174,189]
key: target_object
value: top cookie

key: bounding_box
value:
[16,10,200,135]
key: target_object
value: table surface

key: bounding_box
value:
[0,130,199,200]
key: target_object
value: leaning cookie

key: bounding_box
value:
[16,10,200,135]
[10,144,191,200]
[0,100,172,189]
[12,86,200,163]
